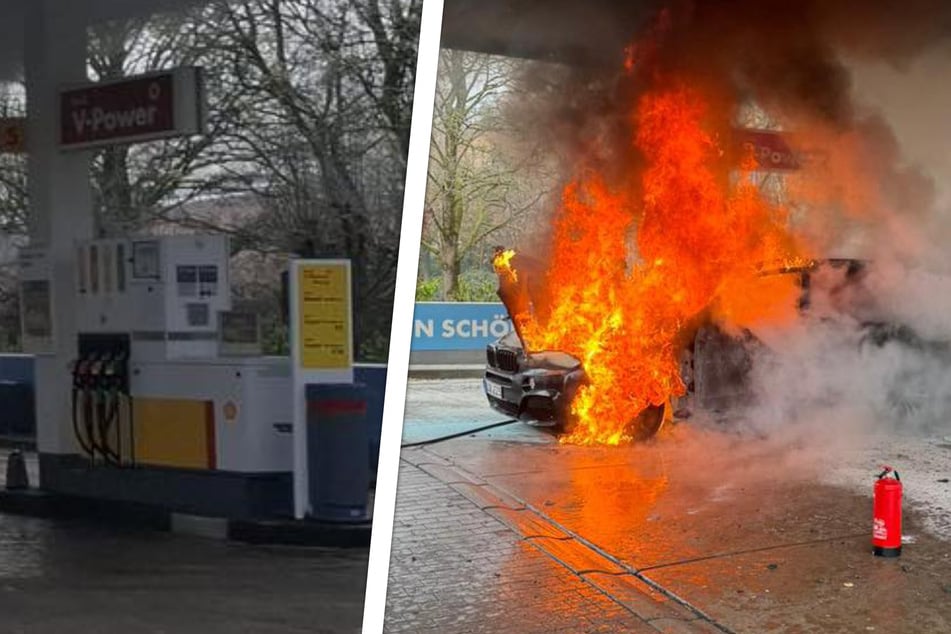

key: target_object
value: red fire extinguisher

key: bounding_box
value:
[872,466,902,557]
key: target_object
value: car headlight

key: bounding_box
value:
[526,372,563,391]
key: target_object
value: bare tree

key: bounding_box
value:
[0,2,420,359]
[0,84,27,349]
[423,49,551,300]
[0,83,27,239]
[183,0,420,357]
[86,15,251,235]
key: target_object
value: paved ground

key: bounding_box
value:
[385,458,661,633]
[385,378,951,633]
[0,452,368,634]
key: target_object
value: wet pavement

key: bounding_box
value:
[385,378,951,633]
[0,451,368,634]
[385,458,659,633]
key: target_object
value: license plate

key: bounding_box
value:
[485,380,503,399]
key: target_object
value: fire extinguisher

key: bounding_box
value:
[872,465,902,557]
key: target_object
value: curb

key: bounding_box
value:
[0,435,37,451]
[408,365,485,379]
[0,487,371,548]
[229,518,372,547]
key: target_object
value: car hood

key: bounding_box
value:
[494,329,582,372]
[493,250,549,352]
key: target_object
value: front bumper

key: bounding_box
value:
[483,366,582,426]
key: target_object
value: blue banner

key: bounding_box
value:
[412,302,513,351]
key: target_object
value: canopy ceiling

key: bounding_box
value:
[0,0,205,80]
[441,0,659,66]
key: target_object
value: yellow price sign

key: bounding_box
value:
[296,262,351,369]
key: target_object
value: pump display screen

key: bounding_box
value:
[116,243,126,292]
[186,302,210,326]
[102,245,113,293]
[132,240,160,279]
[177,265,198,296]
[89,245,99,294]
[199,265,218,296]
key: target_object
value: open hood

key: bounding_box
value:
[492,249,548,351]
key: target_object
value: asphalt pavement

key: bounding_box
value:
[0,452,368,634]
[385,378,951,633]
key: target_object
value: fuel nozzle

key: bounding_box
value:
[107,348,129,392]
[73,355,93,388]
[89,355,104,377]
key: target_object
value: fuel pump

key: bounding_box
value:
[24,235,317,520]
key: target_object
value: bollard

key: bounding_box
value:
[5,449,29,490]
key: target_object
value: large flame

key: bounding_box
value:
[505,80,810,445]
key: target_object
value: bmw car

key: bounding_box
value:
[483,256,949,439]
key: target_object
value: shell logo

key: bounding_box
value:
[223,401,238,422]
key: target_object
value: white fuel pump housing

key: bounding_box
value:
[75,234,231,359]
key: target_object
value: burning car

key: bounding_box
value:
[484,329,667,440]
[484,254,949,440]
[483,248,667,441]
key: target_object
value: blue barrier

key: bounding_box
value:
[0,354,35,438]
[412,302,512,351]
[0,355,34,386]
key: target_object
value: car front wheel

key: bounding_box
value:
[629,403,666,441]
[557,402,667,442]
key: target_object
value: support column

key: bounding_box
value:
[24,1,93,456]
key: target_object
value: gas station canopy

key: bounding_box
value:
[0,0,204,80]
[0,0,661,79]
[441,0,658,65]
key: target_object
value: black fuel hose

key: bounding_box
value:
[111,390,122,464]
[96,390,121,465]
[401,418,519,448]
[71,387,95,457]
[83,387,99,460]
[93,390,109,462]
[126,393,136,466]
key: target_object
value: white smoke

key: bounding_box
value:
[735,260,951,447]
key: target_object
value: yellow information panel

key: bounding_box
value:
[297,262,351,369]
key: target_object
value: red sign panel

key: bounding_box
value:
[732,128,801,171]
[0,118,25,153]
[60,68,203,149]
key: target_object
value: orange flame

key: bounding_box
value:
[492,249,518,284]
[509,81,809,445]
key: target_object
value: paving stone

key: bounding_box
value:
[484,507,572,540]
[449,480,527,511]
[417,462,486,486]
[582,571,693,622]
[529,535,627,575]
[384,459,654,633]
[648,617,725,633]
